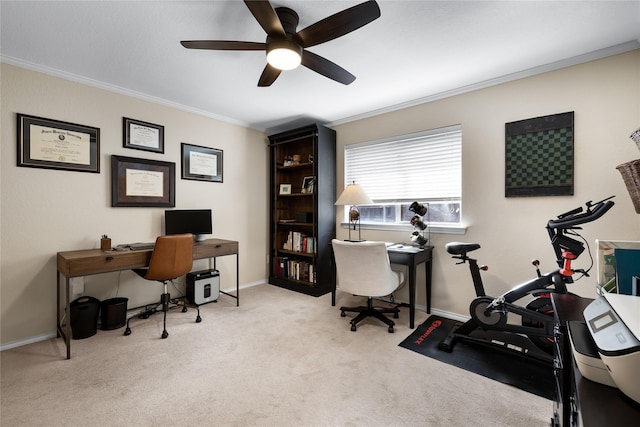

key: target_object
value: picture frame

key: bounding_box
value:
[181,143,223,182]
[16,113,100,173]
[505,111,574,197]
[279,184,292,195]
[123,117,164,153]
[302,176,314,193]
[111,155,175,207]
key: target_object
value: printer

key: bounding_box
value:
[571,292,640,404]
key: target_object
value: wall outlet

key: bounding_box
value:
[70,277,85,300]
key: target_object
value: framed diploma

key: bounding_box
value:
[181,143,223,183]
[123,117,164,153]
[111,155,175,207]
[17,114,100,173]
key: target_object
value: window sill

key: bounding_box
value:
[338,222,467,235]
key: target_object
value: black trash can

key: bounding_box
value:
[70,296,100,339]
[100,297,128,330]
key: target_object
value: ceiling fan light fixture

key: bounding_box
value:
[266,40,302,70]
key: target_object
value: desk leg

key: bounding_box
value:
[236,253,240,307]
[65,277,71,359]
[331,262,336,307]
[56,272,61,338]
[409,263,416,329]
[212,254,240,306]
[57,272,71,360]
[425,260,432,314]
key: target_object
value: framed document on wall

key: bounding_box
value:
[111,155,175,207]
[17,113,100,173]
[181,143,223,182]
[123,117,164,153]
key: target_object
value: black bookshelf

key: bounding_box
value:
[268,124,336,296]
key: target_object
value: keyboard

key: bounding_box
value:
[128,242,155,251]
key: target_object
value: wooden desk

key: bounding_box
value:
[331,245,433,329]
[57,238,239,359]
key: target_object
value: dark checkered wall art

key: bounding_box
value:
[505,111,574,197]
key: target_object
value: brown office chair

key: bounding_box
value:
[332,239,405,333]
[124,234,195,339]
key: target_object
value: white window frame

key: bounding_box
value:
[341,125,465,234]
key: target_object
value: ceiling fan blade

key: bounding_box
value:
[181,40,266,50]
[244,0,285,37]
[258,64,282,87]
[295,0,381,48]
[301,50,355,85]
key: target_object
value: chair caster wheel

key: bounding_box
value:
[340,311,346,317]
[124,328,131,336]
[388,326,394,333]
[196,315,202,323]
[141,314,149,319]
[350,324,357,332]
[161,330,168,339]
[393,312,399,319]
[182,306,188,313]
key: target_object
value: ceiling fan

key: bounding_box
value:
[180,0,381,87]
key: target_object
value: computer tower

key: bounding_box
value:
[186,269,220,305]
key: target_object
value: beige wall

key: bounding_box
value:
[333,50,640,318]
[1,64,269,346]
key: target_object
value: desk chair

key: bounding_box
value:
[124,234,195,339]
[332,239,405,333]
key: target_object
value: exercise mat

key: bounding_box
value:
[399,315,554,400]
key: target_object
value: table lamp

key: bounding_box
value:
[335,181,373,241]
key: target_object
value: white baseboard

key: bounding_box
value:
[0,332,58,352]
[428,308,469,323]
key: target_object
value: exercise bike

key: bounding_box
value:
[438,196,615,361]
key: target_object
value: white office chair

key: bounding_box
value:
[332,239,405,333]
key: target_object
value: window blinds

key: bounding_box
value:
[344,125,462,203]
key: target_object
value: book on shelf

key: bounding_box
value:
[274,256,315,283]
[283,231,316,253]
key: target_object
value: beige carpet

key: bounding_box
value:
[1,284,551,426]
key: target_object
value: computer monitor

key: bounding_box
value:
[165,209,212,242]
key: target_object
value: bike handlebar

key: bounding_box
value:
[547,197,614,229]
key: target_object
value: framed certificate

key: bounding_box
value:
[111,155,175,207]
[17,113,100,173]
[181,143,223,182]
[123,117,164,153]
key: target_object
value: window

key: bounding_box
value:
[343,125,462,229]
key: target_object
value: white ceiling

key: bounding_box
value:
[2,1,640,133]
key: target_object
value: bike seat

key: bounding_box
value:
[445,242,481,255]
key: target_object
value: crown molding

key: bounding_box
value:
[0,55,257,130]
[328,40,640,127]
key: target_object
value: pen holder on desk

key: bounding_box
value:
[100,238,111,250]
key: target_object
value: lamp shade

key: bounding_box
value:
[335,182,373,206]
